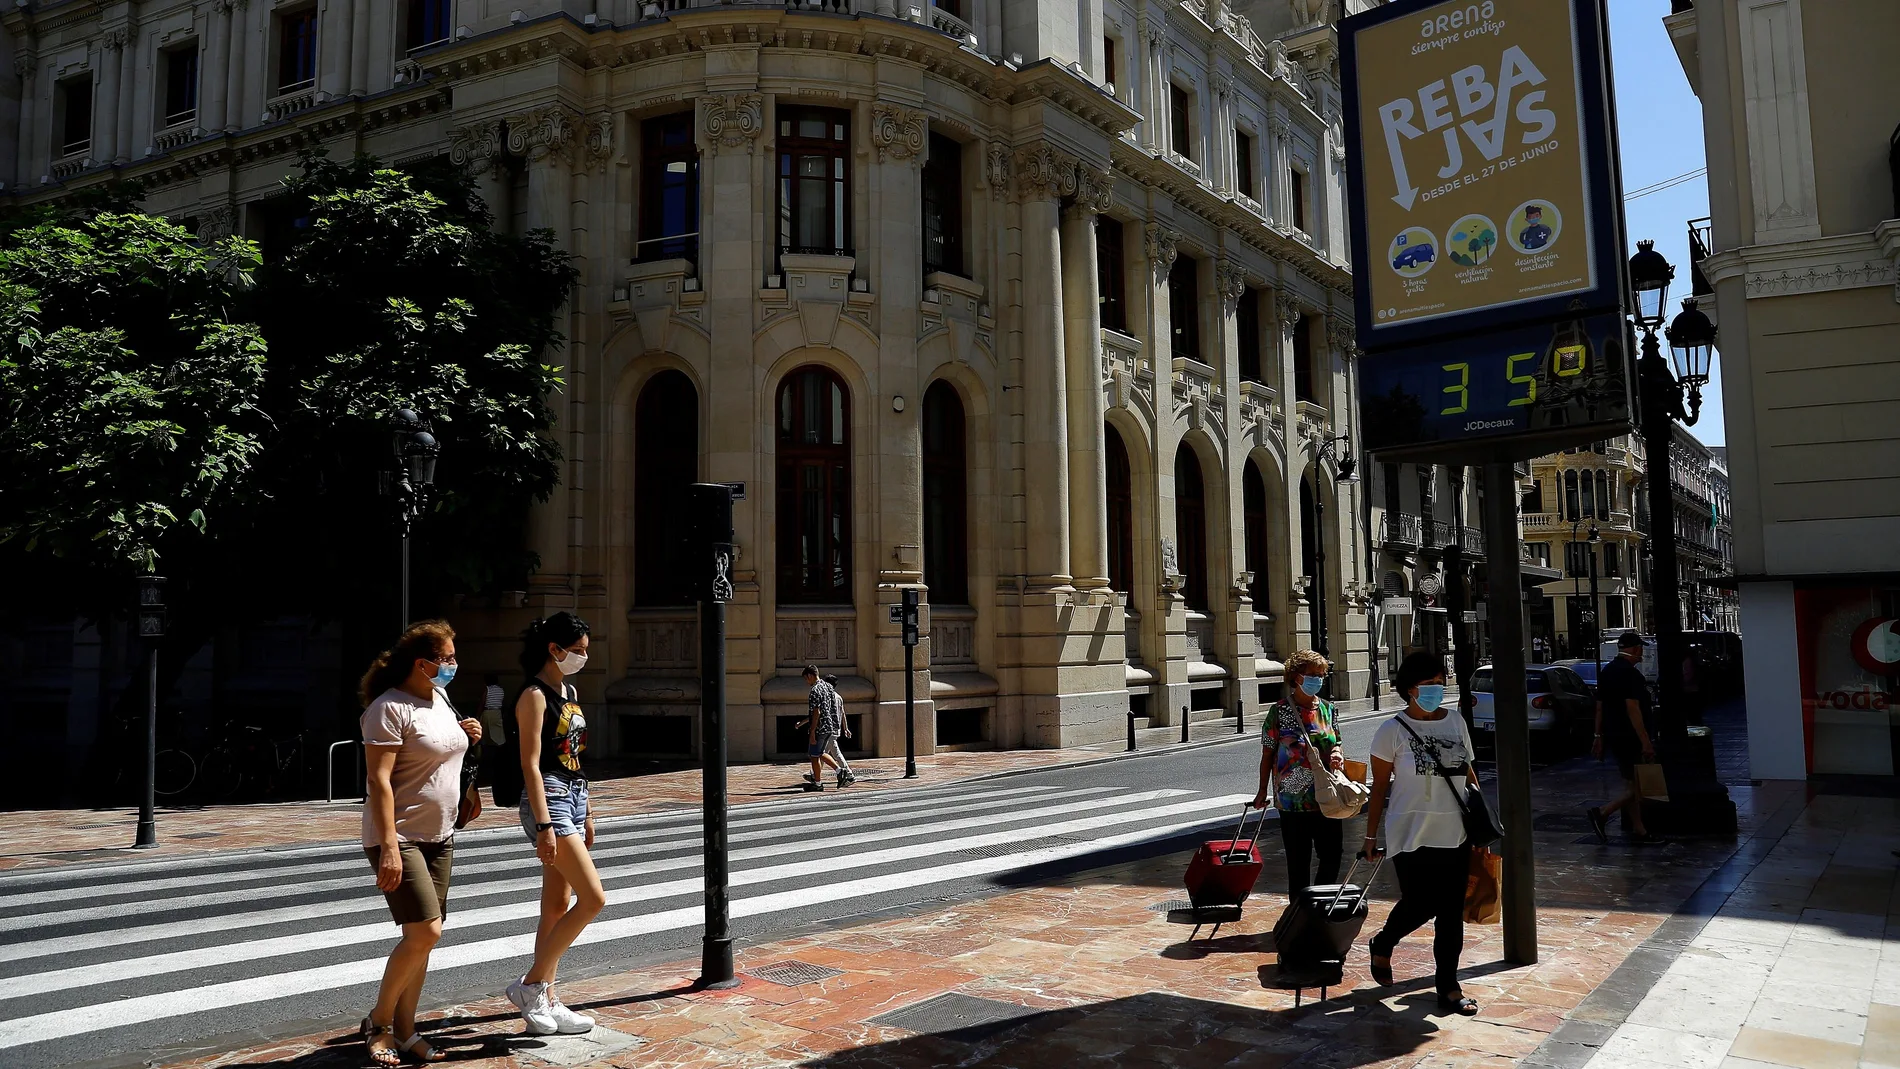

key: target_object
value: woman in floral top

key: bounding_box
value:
[1250,649,1346,895]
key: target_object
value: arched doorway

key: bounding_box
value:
[776,366,852,604]
[1106,425,1135,595]
[1175,446,1209,612]
[634,370,699,606]
[1243,460,1270,612]
[921,381,967,604]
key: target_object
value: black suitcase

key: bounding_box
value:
[1272,855,1382,967]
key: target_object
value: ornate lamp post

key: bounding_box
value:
[1588,521,1602,682]
[382,408,440,629]
[1628,240,1731,832]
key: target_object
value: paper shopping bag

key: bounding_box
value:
[1464,848,1502,925]
[1635,761,1670,802]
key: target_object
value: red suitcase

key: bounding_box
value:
[1184,806,1267,908]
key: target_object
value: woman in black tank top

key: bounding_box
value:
[501,613,605,1037]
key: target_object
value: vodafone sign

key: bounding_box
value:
[1851,618,1900,675]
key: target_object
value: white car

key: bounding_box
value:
[1469,664,1596,750]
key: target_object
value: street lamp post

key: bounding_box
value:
[382,409,440,629]
[133,575,166,849]
[1307,435,1356,688]
[1627,240,1733,833]
[1588,522,1602,682]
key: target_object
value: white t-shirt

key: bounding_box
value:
[360,686,469,846]
[1369,710,1476,855]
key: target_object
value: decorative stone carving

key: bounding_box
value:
[1212,72,1235,99]
[1289,0,1325,27]
[700,92,764,153]
[1267,115,1290,142]
[584,112,614,171]
[1276,294,1306,338]
[1012,143,1080,202]
[869,103,926,164]
[984,143,1011,200]
[505,106,577,164]
[1215,260,1248,308]
[102,27,130,51]
[449,121,504,175]
[1145,223,1179,280]
[14,53,39,78]
[1070,167,1114,214]
[1327,316,1355,354]
[1161,536,1179,578]
[197,205,235,242]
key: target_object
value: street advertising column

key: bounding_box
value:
[1343,0,1633,464]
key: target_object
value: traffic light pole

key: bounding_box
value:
[897,588,919,779]
[691,483,739,989]
[1482,462,1537,965]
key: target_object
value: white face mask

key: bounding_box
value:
[556,649,588,674]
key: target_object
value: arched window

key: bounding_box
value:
[1244,460,1270,611]
[776,366,851,604]
[1579,466,1595,519]
[1564,470,1580,521]
[634,370,698,606]
[1106,425,1135,595]
[1175,446,1209,612]
[921,381,968,604]
[1596,471,1611,520]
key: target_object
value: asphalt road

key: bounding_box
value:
[0,716,1415,1069]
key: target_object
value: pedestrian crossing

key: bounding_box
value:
[0,776,1257,1060]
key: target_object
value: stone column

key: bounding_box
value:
[14,54,39,187]
[95,29,126,164]
[1061,171,1111,592]
[1139,21,1165,154]
[350,0,372,96]
[115,26,136,163]
[1015,145,1074,590]
[507,106,580,590]
[321,0,354,101]
[223,0,245,131]
[1269,116,1291,228]
[202,4,231,132]
[1275,292,1308,657]
[450,120,508,228]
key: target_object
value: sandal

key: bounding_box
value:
[361,1017,401,1068]
[1438,993,1480,1016]
[1369,952,1394,987]
[397,1034,447,1064]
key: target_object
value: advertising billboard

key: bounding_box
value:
[1343,0,1632,461]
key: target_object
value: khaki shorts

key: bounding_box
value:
[363,839,454,926]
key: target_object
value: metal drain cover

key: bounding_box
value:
[749,960,844,987]
[1148,899,1196,912]
[868,992,1046,1041]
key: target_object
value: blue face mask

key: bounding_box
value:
[432,663,457,687]
[1413,683,1446,712]
[1300,674,1326,696]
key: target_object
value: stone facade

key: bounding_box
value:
[1,0,1376,763]
[1520,439,1650,660]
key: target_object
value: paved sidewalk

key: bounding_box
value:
[146,707,1811,1069]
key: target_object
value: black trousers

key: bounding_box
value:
[1370,843,1471,996]
[1278,810,1343,895]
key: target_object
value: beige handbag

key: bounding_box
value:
[1296,710,1369,819]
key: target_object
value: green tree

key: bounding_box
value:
[0,213,267,614]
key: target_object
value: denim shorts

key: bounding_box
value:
[519,773,589,842]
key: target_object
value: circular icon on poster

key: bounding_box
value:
[1507,200,1562,254]
[1387,226,1438,278]
[1446,215,1499,267]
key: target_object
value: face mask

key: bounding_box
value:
[1413,683,1446,712]
[1299,674,1326,696]
[429,662,456,687]
[557,650,589,674]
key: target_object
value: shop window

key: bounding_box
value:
[277,8,318,93]
[1106,425,1135,595]
[921,132,964,276]
[161,44,199,128]
[638,113,700,265]
[1097,215,1127,333]
[921,381,968,604]
[776,366,852,604]
[633,370,699,606]
[777,107,851,262]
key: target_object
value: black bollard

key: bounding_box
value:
[1235,699,1245,735]
[1126,707,1138,752]
[1181,705,1190,743]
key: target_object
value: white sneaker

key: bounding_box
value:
[505,976,559,1035]
[547,995,595,1035]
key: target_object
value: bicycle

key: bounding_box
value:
[198,725,322,802]
[106,706,199,800]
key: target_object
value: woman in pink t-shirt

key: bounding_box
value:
[357,621,483,1065]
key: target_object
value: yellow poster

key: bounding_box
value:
[1354,0,1597,331]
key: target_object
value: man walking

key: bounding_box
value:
[801,666,857,791]
[1587,632,1663,845]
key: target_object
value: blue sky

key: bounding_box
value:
[1605,0,1724,446]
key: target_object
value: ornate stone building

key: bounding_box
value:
[2,0,1375,763]
[1520,439,1650,659]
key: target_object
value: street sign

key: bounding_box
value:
[1463,611,1480,624]
[1343,0,1633,462]
[1383,597,1414,614]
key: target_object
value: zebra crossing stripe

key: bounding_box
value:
[0,796,1250,1050]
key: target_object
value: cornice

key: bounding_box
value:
[1700,229,1898,302]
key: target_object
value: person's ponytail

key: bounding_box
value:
[517,612,591,679]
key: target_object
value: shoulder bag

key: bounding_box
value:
[1295,704,1369,820]
[1394,717,1503,848]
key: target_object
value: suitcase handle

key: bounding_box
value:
[1223,804,1269,860]
[1326,853,1385,915]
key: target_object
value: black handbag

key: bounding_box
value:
[1395,718,1503,849]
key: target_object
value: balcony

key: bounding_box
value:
[927,4,978,46]
[1381,513,1422,550]
[266,85,319,122]
[1688,216,1714,297]
[1521,512,1560,532]
[1460,526,1484,555]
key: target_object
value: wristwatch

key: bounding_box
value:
[534,822,555,833]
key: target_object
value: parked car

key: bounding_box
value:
[1549,658,1601,694]
[1469,664,1596,751]
[1598,636,1659,686]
